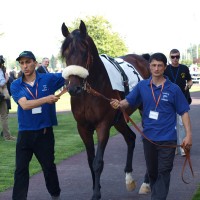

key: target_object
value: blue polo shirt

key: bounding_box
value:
[126,76,190,141]
[11,72,65,131]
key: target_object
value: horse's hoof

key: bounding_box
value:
[138,182,151,194]
[126,180,136,191]
[125,173,136,191]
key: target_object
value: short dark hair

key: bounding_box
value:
[170,49,180,54]
[149,53,167,66]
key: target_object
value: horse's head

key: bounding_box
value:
[61,20,96,96]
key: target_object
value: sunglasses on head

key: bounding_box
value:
[171,55,180,59]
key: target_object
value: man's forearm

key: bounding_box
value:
[18,97,48,110]
[181,112,192,137]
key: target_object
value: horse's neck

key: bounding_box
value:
[88,57,110,88]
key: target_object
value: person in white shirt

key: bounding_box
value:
[0,55,15,141]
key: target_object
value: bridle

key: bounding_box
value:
[70,41,93,92]
[77,42,94,92]
[63,40,93,93]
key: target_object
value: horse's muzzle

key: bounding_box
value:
[68,86,83,96]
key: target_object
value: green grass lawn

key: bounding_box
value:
[0,113,82,192]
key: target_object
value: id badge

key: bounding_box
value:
[32,107,42,114]
[149,110,159,120]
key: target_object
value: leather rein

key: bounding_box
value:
[84,83,194,184]
[60,47,194,183]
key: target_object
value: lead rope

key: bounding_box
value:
[86,83,194,184]
[55,86,68,98]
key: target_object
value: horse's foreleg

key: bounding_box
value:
[77,126,96,189]
[91,146,104,200]
[86,145,95,189]
[91,129,109,200]
[114,122,136,192]
[124,138,136,191]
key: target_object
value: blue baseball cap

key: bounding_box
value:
[16,51,36,61]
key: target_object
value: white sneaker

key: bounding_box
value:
[138,182,151,194]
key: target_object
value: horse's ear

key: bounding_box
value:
[79,20,87,38]
[61,23,69,38]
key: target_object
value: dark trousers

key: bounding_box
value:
[143,139,176,200]
[12,127,61,200]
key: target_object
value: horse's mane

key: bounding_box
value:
[141,53,150,61]
[61,29,80,58]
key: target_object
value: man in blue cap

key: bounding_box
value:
[11,51,66,200]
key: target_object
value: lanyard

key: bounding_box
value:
[170,65,180,83]
[25,83,38,99]
[150,79,164,110]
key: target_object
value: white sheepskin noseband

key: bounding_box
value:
[62,65,89,79]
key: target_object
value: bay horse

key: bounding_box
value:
[61,20,150,200]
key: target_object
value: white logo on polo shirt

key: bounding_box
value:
[161,92,169,101]
[42,85,48,91]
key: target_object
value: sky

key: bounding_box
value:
[0,0,200,63]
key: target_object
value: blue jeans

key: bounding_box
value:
[143,139,176,200]
[12,127,61,200]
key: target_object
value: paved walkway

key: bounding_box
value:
[0,92,200,200]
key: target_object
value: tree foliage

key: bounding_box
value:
[181,44,200,66]
[50,55,56,70]
[69,16,128,57]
